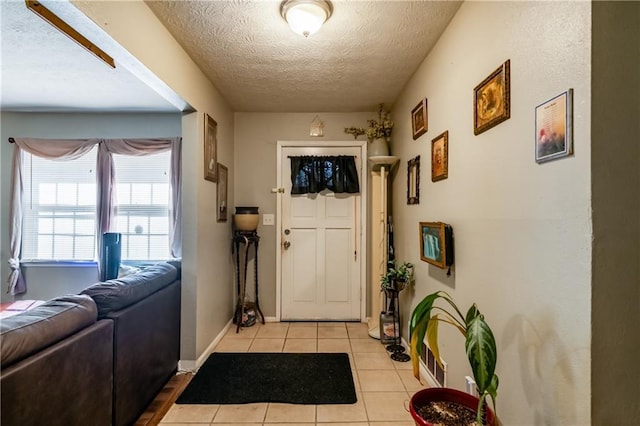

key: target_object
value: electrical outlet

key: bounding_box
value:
[263,214,274,226]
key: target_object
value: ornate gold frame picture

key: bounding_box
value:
[216,163,228,222]
[411,98,428,140]
[535,89,573,163]
[204,113,218,182]
[431,131,448,182]
[473,60,510,135]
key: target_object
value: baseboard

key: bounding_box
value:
[178,318,233,373]
[264,316,278,322]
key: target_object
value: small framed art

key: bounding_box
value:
[473,60,511,135]
[204,113,218,182]
[431,131,448,182]
[411,98,428,140]
[216,163,228,222]
[407,155,420,205]
[419,221,454,269]
[535,89,573,163]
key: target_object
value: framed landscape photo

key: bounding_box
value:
[419,221,454,269]
[535,89,573,163]
[473,59,510,135]
[204,113,218,182]
[411,98,428,140]
[216,163,228,222]
[431,131,448,182]
[407,155,420,205]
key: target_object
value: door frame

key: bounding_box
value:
[276,140,368,322]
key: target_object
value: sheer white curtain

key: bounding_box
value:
[7,137,182,295]
[8,138,98,294]
[96,138,182,273]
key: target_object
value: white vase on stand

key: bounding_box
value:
[368,137,389,157]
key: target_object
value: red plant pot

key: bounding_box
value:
[409,387,496,426]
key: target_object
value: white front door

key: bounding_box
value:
[279,145,363,321]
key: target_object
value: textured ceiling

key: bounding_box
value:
[146,0,462,112]
[1,0,461,113]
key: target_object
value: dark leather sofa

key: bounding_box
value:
[0,261,181,426]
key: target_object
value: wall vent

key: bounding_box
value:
[421,341,447,387]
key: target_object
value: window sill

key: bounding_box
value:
[20,260,98,268]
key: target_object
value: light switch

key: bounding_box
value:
[263,214,275,226]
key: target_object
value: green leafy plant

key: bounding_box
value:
[380,261,414,291]
[409,291,498,425]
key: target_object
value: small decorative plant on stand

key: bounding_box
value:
[380,261,413,361]
[409,291,498,426]
[344,103,394,157]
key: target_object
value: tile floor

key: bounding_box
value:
[160,321,428,425]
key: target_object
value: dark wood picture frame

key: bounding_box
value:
[204,113,218,182]
[473,59,511,135]
[216,163,228,222]
[419,221,452,269]
[411,98,428,140]
[407,155,420,205]
[431,131,448,182]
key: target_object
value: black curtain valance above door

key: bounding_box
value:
[289,155,360,194]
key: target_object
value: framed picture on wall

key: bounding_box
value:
[535,89,574,163]
[204,113,218,182]
[473,60,511,135]
[407,155,420,205]
[419,221,454,270]
[216,163,228,222]
[411,98,428,140]
[431,131,448,182]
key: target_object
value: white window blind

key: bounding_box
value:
[22,147,98,261]
[113,151,171,261]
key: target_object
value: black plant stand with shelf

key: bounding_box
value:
[232,230,265,333]
[383,288,410,362]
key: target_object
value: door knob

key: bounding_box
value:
[283,241,291,249]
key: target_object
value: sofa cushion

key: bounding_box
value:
[0,294,97,368]
[81,263,177,318]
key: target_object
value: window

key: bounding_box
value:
[22,147,98,260]
[113,151,171,261]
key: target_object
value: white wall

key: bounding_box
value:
[0,112,181,303]
[391,2,592,424]
[234,112,375,316]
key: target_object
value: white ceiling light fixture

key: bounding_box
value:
[281,0,332,38]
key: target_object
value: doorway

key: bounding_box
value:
[276,141,367,321]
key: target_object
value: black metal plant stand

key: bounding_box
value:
[383,286,410,362]
[232,230,265,333]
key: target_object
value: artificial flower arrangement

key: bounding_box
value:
[344,104,394,141]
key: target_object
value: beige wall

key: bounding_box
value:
[234,112,375,317]
[391,2,592,423]
[72,0,235,363]
[591,2,640,423]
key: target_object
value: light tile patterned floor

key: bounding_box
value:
[160,322,427,425]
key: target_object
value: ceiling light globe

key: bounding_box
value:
[281,0,332,37]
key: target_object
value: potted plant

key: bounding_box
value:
[380,261,414,294]
[344,103,394,157]
[409,291,498,426]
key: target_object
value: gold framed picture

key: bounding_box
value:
[535,89,573,163]
[473,60,511,135]
[419,221,454,270]
[431,131,448,182]
[411,98,428,140]
[204,113,218,182]
[216,163,228,222]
